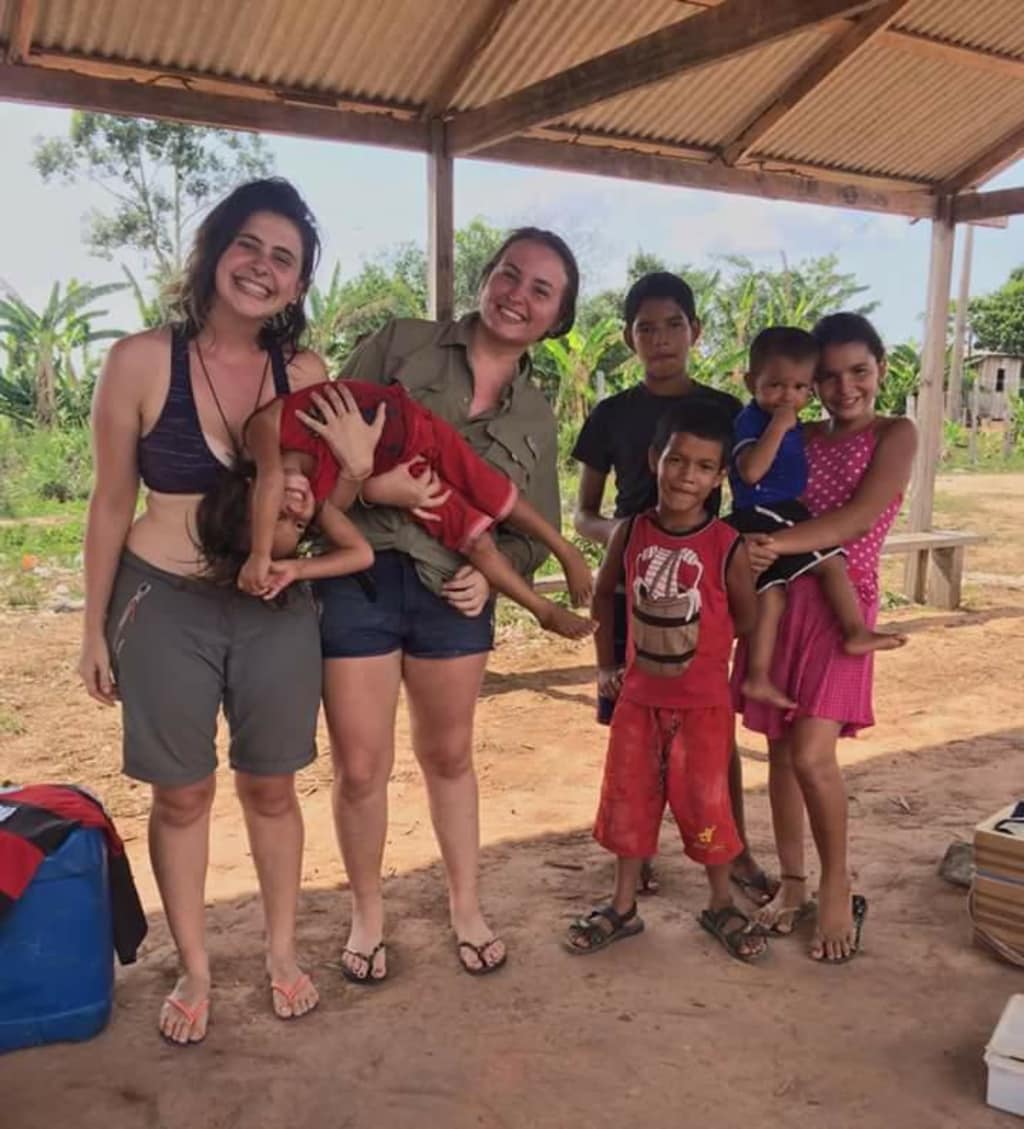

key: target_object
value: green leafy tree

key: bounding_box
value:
[33,114,273,290]
[969,267,1024,355]
[0,280,125,427]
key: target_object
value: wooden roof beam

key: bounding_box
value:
[4,0,37,64]
[941,121,1024,193]
[953,187,1024,224]
[0,63,430,151]
[474,135,935,218]
[423,0,515,117]
[720,0,910,166]
[447,0,883,155]
[885,28,1024,80]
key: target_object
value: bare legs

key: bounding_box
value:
[760,718,858,960]
[324,649,503,975]
[323,652,402,982]
[151,769,314,1042]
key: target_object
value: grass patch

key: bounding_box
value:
[2,572,46,610]
[0,709,26,737]
[0,517,85,570]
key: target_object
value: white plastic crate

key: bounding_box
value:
[986,995,1024,1117]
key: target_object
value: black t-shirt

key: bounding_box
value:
[572,382,742,518]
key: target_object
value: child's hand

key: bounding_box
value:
[362,458,452,517]
[238,553,272,596]
[564,547,594,607]
[597,666,624,701]
[771,403,799,432]
[296,384,385,481]
[745,533,779,576]
[261,559,302,600]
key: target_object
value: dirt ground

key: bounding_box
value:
[2,473,1024,1129]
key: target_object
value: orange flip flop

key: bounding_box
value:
[270,973,319,1020]
[160,995,209,1046]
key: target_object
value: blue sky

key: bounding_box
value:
[1,100,1021,346]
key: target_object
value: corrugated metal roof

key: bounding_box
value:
[759,39,1024,182]
[896,0,1024,58]
[453,0,693,109]
[561,26,836,149]
[3,0,1023,195]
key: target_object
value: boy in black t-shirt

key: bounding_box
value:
[572,271,776,904]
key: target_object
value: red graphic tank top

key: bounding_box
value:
[620,511,740,710]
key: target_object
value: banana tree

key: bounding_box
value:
[0,280,125,427]
[534,316,624,436]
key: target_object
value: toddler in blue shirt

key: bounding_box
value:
[728,327,905,710]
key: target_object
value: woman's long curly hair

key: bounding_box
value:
[193,463,256,587]
[172,177,321,358]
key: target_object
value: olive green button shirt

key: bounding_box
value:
[339,314,561,594]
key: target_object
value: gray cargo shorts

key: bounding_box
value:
[106,550,321,787]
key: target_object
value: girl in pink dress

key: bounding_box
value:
[733,314,917,964]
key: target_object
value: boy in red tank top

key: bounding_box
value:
[565,400,770,962]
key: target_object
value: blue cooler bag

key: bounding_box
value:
[0,826,114,1052]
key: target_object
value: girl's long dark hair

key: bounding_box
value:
[193,463,255,586]
[174,177,321,357]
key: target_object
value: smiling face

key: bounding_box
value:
[626,297,701,385]
[477,239,569,347]
[650,431,726,522]
[254,468,315,559]
[815,341,885,426]
[213,210,305,323]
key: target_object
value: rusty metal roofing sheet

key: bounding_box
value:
[560,25,836,150]
[452,0,701,109]
[896,0,1024,58]
[757,38,1024,182]
[9,1,1024,190]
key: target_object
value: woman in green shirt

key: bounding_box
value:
[318,229,579,981]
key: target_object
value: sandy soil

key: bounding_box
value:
[2,475,1024,1128]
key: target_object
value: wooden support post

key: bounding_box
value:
[926,545,964,611]
[427,120,454,322]
[904,215,955,602]
[946,223,974,421]
[969,379,980,464]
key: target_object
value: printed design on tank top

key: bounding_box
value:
[630,544,704,677]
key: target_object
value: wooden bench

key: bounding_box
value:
[534,528,985,611]
[882,529,985,610]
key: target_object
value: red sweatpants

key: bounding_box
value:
[593,698,742,864]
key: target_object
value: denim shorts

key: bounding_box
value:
[317,550,495,660]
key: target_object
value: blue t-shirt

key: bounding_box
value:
[729,401,807,510]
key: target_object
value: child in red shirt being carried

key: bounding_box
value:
[197,380,595,639]
[565,399,769,962]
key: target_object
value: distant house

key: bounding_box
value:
[965,352,1023,421]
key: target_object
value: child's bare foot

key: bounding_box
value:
[538,602,596,640]
[741,673,796,711]
[809,880,864,963]
[754,874,814,935]
[843,627,908,656]
[159,971,211,1045]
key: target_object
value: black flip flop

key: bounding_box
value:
[456,936,507,976]
[341,941,388,985]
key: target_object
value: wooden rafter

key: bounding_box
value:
[952,187,1024,224]
[720,0,910,166]
[941,122,1024,193]
[473,135,935,218]
[0,63,430,151]
[4,0,37,64]
[423,0,515,117]
[447,0,881,155]
[886,28,1024,81]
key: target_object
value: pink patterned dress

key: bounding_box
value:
[734,424,901,739]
